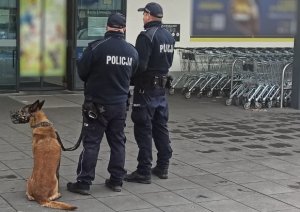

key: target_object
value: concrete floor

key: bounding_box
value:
[1,91,300,212]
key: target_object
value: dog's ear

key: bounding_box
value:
[28,100,41,113]
[38,100,45,110]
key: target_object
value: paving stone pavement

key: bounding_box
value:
[1,91,300,212]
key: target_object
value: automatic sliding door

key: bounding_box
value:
[19,0,66,90]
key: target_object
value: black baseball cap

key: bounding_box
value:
[107,13,126,28]
[138,2,163,18]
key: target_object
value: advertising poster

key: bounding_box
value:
[20,0,42,76]
[43,0,66,76]
[20,0,66,77]
[191,0,296,38]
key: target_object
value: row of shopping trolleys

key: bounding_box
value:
[169,47,293,109]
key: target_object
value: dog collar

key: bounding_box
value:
[31,121,53,128]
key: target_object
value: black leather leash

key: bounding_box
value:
[56,131,83,151]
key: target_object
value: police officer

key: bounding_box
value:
[125,2,175,184]
[67,13,138,194]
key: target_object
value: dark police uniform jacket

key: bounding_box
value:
[77,31,139,105]
[133,21,175,88]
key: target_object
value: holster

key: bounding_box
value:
[82,101,98,120]
[82,101,108,125]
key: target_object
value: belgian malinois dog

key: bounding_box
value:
[10,100,77,211]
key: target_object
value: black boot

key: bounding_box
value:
[151,166,168,179]
[105,179,122,192]
[67,181,90,195]
[124,170,151,184]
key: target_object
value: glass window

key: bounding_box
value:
[77,0,124,40]
[0,0,16,92]
[0,8,17,39]
[0,0,16,8]
[0,0,16,39]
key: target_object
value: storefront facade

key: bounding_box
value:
[0,0,126,93]
[0,0,296,93]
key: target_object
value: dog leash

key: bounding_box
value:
[56,131,83,151]
[30,120,83,151]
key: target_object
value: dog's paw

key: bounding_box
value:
[26,192,35,201]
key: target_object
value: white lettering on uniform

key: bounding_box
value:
[106,56,112,64]
[160,44,174,53]
[106,56,133,66]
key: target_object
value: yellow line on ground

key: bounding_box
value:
[190,38,294,42]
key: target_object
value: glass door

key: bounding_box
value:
[0,0,17,92]
[19,0,67,90]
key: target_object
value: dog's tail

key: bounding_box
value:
[40,200,77,210]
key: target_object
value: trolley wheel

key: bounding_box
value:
[255,102,262,109]
[225,98,232,106]
[267,101,272,108]
[243,102,251,110]
[185,92,191,99]
[169,88,175,95]
[207,90,213,98]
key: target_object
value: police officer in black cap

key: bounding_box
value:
[125,2,175,184]
[67,12,138,194]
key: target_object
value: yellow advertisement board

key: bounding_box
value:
[20,0,66,77]
[191,0,296,38]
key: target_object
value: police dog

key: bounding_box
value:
[10,100,77,211]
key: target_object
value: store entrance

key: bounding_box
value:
[19,0,67,91]
[19,76,65,91]
[0,0,127,93]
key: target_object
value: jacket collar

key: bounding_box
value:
[144,21,162,29]
[104,31,125,39]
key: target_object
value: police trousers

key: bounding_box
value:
[131,88,173,176]
[76,102,127,185]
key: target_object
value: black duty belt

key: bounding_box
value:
[136,75,167,89]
